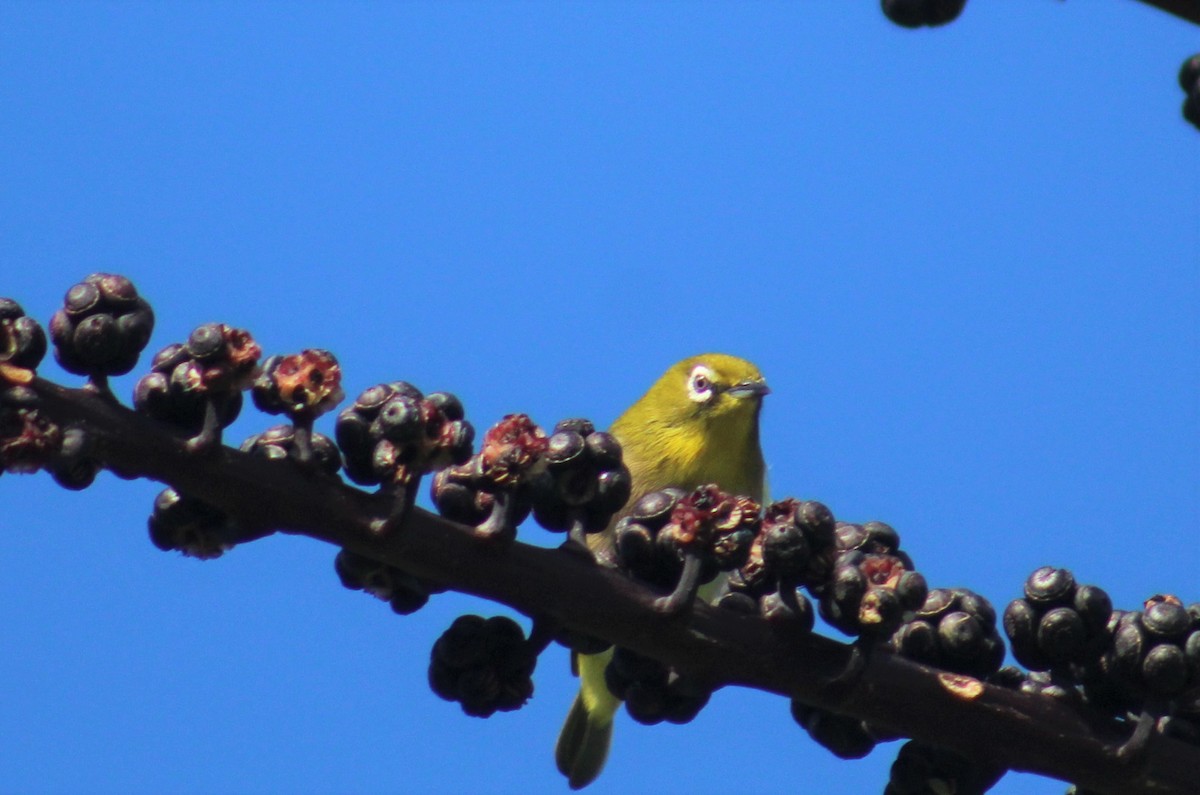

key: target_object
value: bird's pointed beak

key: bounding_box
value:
[726,379,770,400]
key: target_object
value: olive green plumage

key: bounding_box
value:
[555,354,768,789]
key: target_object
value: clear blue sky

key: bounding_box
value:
[2,3,1197,794]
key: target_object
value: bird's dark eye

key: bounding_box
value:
[687,366,716,402]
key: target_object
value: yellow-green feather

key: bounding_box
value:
[555,354,767,789]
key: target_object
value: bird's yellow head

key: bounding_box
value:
[610,354,768,502]
[626,353,769,428]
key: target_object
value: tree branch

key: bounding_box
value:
[1130,0,1200,26]
[20,377,1200,794]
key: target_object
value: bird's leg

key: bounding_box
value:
[654,551,704,615]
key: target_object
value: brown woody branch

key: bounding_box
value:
[21,377,1200,795]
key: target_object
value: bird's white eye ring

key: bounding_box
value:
[687,365,715,403]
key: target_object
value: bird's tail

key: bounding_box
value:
[556,649,619,790]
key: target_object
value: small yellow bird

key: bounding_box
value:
[555,353,768,790]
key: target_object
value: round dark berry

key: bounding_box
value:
[1036,607,1087,664]
[938,612,984,661]
[48,426,99,490]
[185,323,227,362]
[624,680,669,726]
[1024,566,1076,607]
[1003,599,1047,671]
[791,701,877,760]
[629,489,684,525]
[373,393,423,443]
[762,516,811,581]
[1111,620,1146,678]
[1143,643,1189,696]
[147,487,230,559]
[892,620,939,665]
[861,520,900,553]
[896,570,928,611]
[584,431,622,470]
[595,467,632,512]
[73,313,121,366]
[1143,599,1191,642]
[545,429,586,467]
[0,301,47,371]
[424,391,464,422]
[831,562,868,607]
[1073,584,1113,634]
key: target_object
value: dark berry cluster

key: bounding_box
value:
[49,274,154,393]
[428,615,536,718]
[1091,595,1200,708]
[0,299,48,383]
[335,382,473,488]
[614,486,760,586]
[134,324,261,448]
[603,647,711,726]
[885,739,1005,795]
[529,419,632,546]
[816,521,926,639]
[881,0,966,28]
[334,548,435,615]
[790,701,879,760]
[0,384,60,475]
[614,485,759,612]
[431,414,547,542]
[891,587,1006,679]
[999,568,1200,753]
[1003,567,1112,673]
[432,465,528,528]
[241,425,342,474]
[722,497,836,630]
[1181,54,1200,130]
[147,487,233,559]
[612,488,685,588]
[1,299,76,481]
